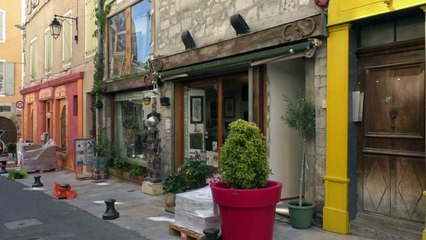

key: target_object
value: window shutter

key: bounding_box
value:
[0,11,4,42]
[85,0,97,55]
[4,62,14,95]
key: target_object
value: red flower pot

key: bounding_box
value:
[211,180,282,240]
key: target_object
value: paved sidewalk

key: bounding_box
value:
[2,170,371,240]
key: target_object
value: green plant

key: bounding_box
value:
[219,119,270,189]
[7,169,29,180]
[96,128,111,157]
[91,0,114,110]
[162,173,187,194]
[180,157,215,189]
[281,94,316,206]
[129,165,146,177]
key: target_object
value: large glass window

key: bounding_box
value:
[0,10,4,42]
[114,92,151,163]
[109,0,151,78]
[131,1,151,73]
[183,74,249,167]
[109,11,126,78]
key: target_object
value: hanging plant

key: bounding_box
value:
[91,0,114,109]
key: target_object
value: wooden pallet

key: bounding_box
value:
[169,223,206,240]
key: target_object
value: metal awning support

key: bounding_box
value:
[159,39,321,82]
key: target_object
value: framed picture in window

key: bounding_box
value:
[112,55,125,76]
[190,96,203,123]
[224,97,235,118]
[115,31,126,54]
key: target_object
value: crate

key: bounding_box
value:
[169,223,206,240]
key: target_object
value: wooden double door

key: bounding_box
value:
[358,41,425,222]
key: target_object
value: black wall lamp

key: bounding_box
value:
[230,14,250,35]
[50,14,78,43]
[181,31,196,50]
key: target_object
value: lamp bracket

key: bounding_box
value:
[53,14,78,43]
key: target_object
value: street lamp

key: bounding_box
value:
[49,14,78,43]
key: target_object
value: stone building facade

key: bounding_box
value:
[153,0,328,208]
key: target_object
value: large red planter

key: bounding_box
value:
[211,180,282,240]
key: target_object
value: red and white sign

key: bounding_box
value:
[15,101,24,109]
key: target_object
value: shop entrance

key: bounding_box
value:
[175,72,248,168]
[357,42,425,222]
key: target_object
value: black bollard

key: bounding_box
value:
[0,160,7,174]
[103,199,120,220]
[32,175,44,187]
[203,228,220,240]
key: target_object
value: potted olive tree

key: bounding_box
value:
[210,119,282,240]
[281,94,316,229]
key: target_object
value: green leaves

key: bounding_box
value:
[219,119,270,189]
[162,173,187,194]
[281,95,316,141]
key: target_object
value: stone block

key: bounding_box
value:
[142,181,163,195]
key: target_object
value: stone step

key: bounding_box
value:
[350,212,423,240]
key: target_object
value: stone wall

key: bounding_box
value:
[155,0,321,56]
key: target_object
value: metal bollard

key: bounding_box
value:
[203,228,220,240]
[32,175,44,187]
[102,199,120,220]
[0,160,7,174]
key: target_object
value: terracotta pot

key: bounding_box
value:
[211,180,282,240]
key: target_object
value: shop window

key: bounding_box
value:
[183,75,249,167]
[108,0,151,78]
[114,92,150,162]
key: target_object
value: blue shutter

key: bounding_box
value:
[4,62,14,95]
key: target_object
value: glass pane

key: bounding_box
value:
[109,11,127,78]
[131,0,151,73]
[184,84,219,167]
[115,96,149,162]
[396,15,424,42]
[360,21,394,47]
[222,77,249,140]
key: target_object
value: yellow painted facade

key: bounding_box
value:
[0,0,23,103]
[326,0,426,236]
